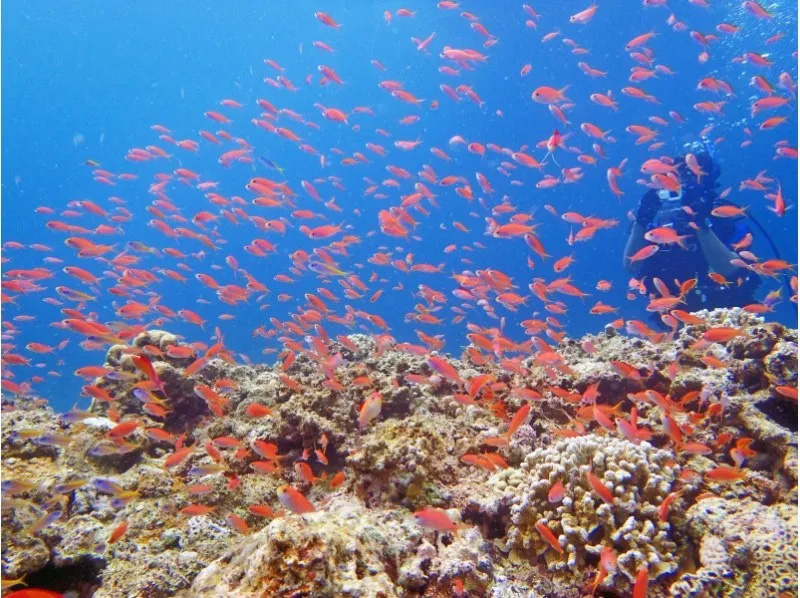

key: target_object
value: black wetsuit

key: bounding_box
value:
[635,201,759,314]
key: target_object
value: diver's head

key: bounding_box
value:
[681,138,721,187]
[662,138,720,221]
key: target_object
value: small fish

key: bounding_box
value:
[506,402,531,440]
[108,520,129,544]
[413,507,461,532]
[180,504,216,516]
[548,479,565,503]
[164,447,194,469]
[705,466,746,482]
[0,575,28,591]
[23,509,62,535]
[226,513,251,534]
[248,504,280,518]
[277,485,314,514]
[588,545,616,594]
[53,479,89,494]
[108,420,140,438]
[88,441,139,458]
[358,391,382,431]
[294,461,317,485]
[774,386,798,401]
[93,478,124,495]
[258,156,286,175]
[110,490,139,509]
[188,463,228,476]
[60,407,92,423]
[535,520,563,554]
[657,490,682,522]
[701,327,747,343]
[1,480,37,496]
[426,355,463,384]
[586,470,614,504]
[633,565,649,598]
[329,471,346,489]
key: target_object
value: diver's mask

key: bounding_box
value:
[656,188,683,203]
[653,188,684,226]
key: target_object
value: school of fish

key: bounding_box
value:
[1,2,798,597]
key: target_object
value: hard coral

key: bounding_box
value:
[669,497,798,597]
[186,495,421,598]
[486,434,681,594]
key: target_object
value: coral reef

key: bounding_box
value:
[1,308,797,597]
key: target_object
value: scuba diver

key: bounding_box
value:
[623,141,760,315]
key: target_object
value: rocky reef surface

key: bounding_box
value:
[1,307,797,597]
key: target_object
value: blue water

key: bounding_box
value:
[2,1,797,412]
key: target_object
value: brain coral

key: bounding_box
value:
[489,434,682,593]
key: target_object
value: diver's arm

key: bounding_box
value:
[695,227,739,277]
[623,222,648,272]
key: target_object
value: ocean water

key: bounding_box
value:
[2,1,797,413]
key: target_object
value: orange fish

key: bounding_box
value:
[702,327,747,343]
[535,521,563,554]
[506,402,531,439]
[586,470,614,504]
[358,391,382,430]
[5,591,64,598]
[711,205,748,217]
[277,485,314,514]
[548,479,565,503]
[329,471,346,489]
[180,504,215,516]
[705,466,746,482]
[108,520,129,544]
[531,85,570,104]
[245,403,273,418]
[248,504,280,518]
[226,513,251,535]
[644,227,689,248]
[413,507,461,532]
[628,245,659,262]
[633,565,649,598]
